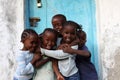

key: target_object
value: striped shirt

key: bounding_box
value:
[14,50,34,80]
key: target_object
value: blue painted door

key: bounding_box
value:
[25,0,98,72]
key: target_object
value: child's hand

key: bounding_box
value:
[31,53,42,65]
[62,45,73,54]
[57,44,69,50]
[57,44,73,53]
[34,53,42,61]
[57,74,64,80]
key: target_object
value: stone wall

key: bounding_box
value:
[0,0,24,80]
[96,0,120,80]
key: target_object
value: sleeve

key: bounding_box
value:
[82,45,89,51]
[82,45,91,58]
[16,53,34,75]
[41,45,78,59]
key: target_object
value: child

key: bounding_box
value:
[33,28,64,80]
[13,29,41,80]
[51,14,67,80]
[52,14,67,46]
[62,30,98,80]
[52,14,66,36]
[41,21,80,80]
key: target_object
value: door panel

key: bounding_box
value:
[25,0,98,72]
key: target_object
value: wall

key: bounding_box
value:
[96,0,120,80]
[0,0,24,80]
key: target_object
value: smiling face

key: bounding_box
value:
[23,34,38,53]
[52,15,66,34]
[42,31,57,50]
[61,25,76,44]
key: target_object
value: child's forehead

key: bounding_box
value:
[63,25,76,29]
[43,31,57,40]
[44,31,55,36]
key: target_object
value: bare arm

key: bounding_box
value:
[41,45,78,59]
[34,57,50,68]
[62,45,90,57]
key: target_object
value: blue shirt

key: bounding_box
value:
[75,45,98,80]
[14,50,34,80]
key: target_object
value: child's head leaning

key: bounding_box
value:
[77,30,86,47]
[21,29,38,53]
[41,28,58,50]
[61,21,78,44]
[52,14,66,34]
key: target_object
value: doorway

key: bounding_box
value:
[25,0,99,72]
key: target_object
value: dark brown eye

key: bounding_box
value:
[65,32,69,34]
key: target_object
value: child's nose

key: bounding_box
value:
[48,41,52,45]
[67,33,71,37]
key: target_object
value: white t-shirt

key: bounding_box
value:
[41,45,78,77]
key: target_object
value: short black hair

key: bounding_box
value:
[52,14,67,22]
[63,21,82,31]
[42,28,58,41]
[21,29,38,42]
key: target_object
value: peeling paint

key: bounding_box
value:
[107,47,120,80]
[0,0,24,80]
[96,0,120,79]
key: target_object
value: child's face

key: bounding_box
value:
[62,25,76,44]
[23,35,38,53]
[42,31,56,50]
[78,31,86,47]
[52,17,64,33]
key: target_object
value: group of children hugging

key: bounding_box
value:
[13,14,98,80]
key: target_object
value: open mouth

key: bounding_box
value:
[45,45,51,49]
[57,30,60,32]
[65,38,71,43]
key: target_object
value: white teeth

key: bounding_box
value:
[66,38,70,41]
[46,46,51,49]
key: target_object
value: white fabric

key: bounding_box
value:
[41,45,78,77]
[14,50,34,80]
[33,62,55,80]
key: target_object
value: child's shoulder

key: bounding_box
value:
[15,49,30,57]
[79,45,88,50]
